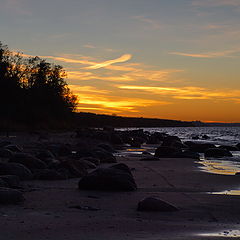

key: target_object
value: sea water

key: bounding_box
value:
[118,127,240,176]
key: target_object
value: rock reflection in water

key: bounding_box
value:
[198,159,240,175]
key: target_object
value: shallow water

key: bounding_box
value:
[197,229,240,238]
[118,127,240,175]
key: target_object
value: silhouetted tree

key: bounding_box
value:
[0,42,77,127]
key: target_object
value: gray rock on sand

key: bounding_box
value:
[33,169,67,180]
[0,148,13,158]
[78,163,137,191]
[5,145,22,153]
[10,153,47,170]
[0,162,33,180]
[0,175,20,188]
[185,142,216,153]
[155,146,182,158]
[79,157,100,166]
[137,197,178,212]
[92,148,117,163]
[0,188,24,204]
[204,148,233,158]
[219,145,239,152]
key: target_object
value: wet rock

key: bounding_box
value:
[0,141,12,148]
[219,145,239,151]
[0,162,33,180]
[192,135,200,140]
[0,179,9,187]
[146,135,161,144]
[78,164,137,191]
[79,157,100,166]
[142,151,152,155]
[202,135,210,140]
[110,134,123,145]
[92,148,117,163]
[0,188,24,204]
[129,138,142,148]
[34,169,66,180]
[109,163,133,176]
[0,149,13,158]
[97,143,115,153]
[58,144,72,157]
[10,153,47,170]
[59,159,88,178]
[185,142,216,153]
[5,145,22,153]
[180,150,200,159]
[161,136,182,147]
[155,146,182,158]
[204,148,233,158]
[0,175,20,188]
[36,150,56,162]
[79,160,97,169]
[137,197,178,212]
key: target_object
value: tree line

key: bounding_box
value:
[0,42,77,128]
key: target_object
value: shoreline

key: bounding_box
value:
[1,131,240,239]
[2,155,240,239]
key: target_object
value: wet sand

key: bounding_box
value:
[1,152,240,239]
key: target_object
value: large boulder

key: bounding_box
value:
[137,197,178,212]
[219,145,239,151]
[0,188,24,204]
[0,141,11,148]
[92,148,117,163]
[78,164,137,191]
[0,149,13,158]
[97,143,115,153]
[185,142,216,153]
[79,157,100,166]
[204,148,233,158]
[0,175,20,188]
[155,146,182,158]
[34,169,66,180]
[161,136,182,147]
[0,162,33,180]
[59,159,88,178]
[5,145,22,153]
[10,153,47,170]
[36,150,56,162]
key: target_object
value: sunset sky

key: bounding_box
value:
[1,0,240,122]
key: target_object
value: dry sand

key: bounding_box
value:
[1,151,240,239]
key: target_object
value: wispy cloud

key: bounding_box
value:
[133,16,163,29]
[83,44,96,49]
[118,85,240,102]
[169,48,240,58]
[19,52,133,71]
[192,0,240,7]
[85,54,132,70]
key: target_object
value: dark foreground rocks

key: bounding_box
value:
[78,163,137,191]
[0,162,33,180]
[0,188,24,204]
[137,197,178,212]
[204,148,233,158]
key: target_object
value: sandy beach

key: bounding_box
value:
[1,141,240,240]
